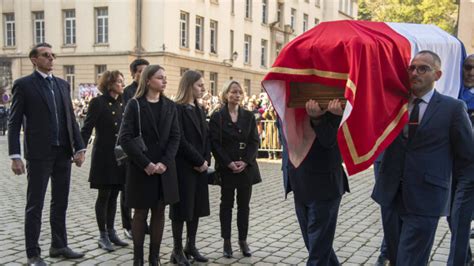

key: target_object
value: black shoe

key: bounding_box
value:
[98,231,115,252]
[223,239,233,258]
[108,229,129,247]
[374,254,389,266]
[184,236,208,263]
[26,256,47,266]
[238,240,252,257]
[170,248,191,265]
[124,229,133,240]
[49,247,85,259]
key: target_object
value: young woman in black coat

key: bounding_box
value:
[209,80,262,258]
[81,70,128,252]
[170,70,211,265]
[118,65,180,266]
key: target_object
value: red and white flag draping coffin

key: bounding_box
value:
[262,20,464,175]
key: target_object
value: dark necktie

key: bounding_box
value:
[46,76,60,145]
[408,98,422,139]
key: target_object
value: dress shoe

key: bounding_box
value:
[238,240,252,257]
[98,231,115,252]
[374,254,389,266]
[26,256,47,266]
[170,247,191,265]
[49,247,84,259]
[223,239,233,258]
[108,229,129,247]
[124,228,133,240]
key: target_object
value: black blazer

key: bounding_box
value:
[118,96,180,207]
[209,105,261,188]
[170,103,211,221]
[122,81,138,104]
[287,112,350,203]
[80,93,125,186]
[8,71,84,159]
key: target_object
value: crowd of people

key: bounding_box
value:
[7,42,474,266]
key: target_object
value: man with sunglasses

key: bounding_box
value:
[371,50,474,265]
[8,43,86,266]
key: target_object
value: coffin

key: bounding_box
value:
[288,82,345,108]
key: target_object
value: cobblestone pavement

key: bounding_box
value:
[0,135,472,265]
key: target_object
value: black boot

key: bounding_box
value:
[170,238,190,266]
[134,245,144,266]
[98,231,115,252]
[239,240,252,257]
[149,244,161,266]
[223,239,233,258]
[184,236,208,262]
[108,229,129,247]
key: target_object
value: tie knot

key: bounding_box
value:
[45,76,53,82]
[413,98,422,105]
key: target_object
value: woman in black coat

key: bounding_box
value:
[118,65,180,266]
[170,70,211,265]
[81,70,128,252]
[209,80,262,259]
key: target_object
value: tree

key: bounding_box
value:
[358,0,458,35]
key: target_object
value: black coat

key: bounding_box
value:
[209,105,261,188]
[123,81,138,104]
[8,71,85,159]
[80,93,125,188]
[170,103,211,221]
[118,96,180,207]
[287,113,350,203]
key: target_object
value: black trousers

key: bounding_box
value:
[220,186,252,240]
[25,146,72,258]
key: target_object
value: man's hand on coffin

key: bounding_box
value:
[305,99,326,119]
[327,99,343,116]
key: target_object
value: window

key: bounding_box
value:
[210,20,218,54]
[210,72,218,95]
[303,14,308,32]
[195,16,204,51]
[64,65,75,95]
[277,3,284,28]
[33,12,45,44]
[291,9,296,30]
[180,67,189,76]
[260,39,267,67]
[230,30,234,58]
[63,10,76,45]
[95,7,108,44]
[95,65,107,83]
[3,13,15,47]
[245,0,252,19]
[180,11,189,48]
[276,42,283,57]
[314,18,320,26]
[244,79,251,96]
[244,35,252,64]
[261,0,268,24]
[339,0,354,16]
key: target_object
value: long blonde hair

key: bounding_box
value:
[220,80,242,104]
[134,64,165,98]
[174,70,203,104]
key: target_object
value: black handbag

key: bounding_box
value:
[115,99,147,165]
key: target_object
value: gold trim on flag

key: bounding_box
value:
[345,79,357,97]
[270,67,349,80]
[342,103,408,164]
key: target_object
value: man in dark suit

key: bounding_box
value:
[285,99,350,265]
[122,58,149,104]
[8,43,86,266]
[447,54,474,266]
[372,50,474,265]
[121,58,149,240]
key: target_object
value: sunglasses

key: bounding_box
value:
[464,64,474,71]
[407,64,433,74]
[38,52,56,59]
